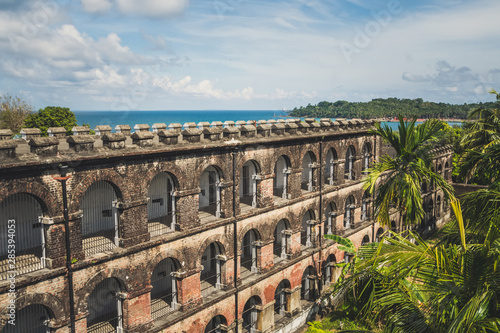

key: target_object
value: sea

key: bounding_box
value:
[73,110,462,132]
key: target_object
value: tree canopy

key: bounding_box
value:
[0,94,34,134]
[24,106,78,136]
[289,98,497,119]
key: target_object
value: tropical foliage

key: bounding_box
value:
[289,98,496,120]
[24,106,78,136]
[0,94,34,134]
[363,116,453,227]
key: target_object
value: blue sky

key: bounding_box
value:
[0,0,499,110]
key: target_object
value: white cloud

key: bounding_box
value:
[81,0,113,14]
[80,0,189,18]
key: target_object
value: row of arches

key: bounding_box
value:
[1,261,342,333]
[0,188,373,279]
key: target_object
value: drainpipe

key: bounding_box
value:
[54,165,76,333]
[232,147,239,333]
[318,140,323,250]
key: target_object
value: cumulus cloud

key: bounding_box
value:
[402,61,478,85]
[80,0,189,18]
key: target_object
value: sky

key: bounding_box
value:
[0,0,499,111]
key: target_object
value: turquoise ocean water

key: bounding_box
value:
[73,110,462,132]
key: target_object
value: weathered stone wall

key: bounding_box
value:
[0,119,452,332]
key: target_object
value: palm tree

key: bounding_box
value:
[324,200,500,333]
[363,116,454,228]
[459,89,500,184]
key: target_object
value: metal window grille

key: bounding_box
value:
[301,270,316,301]
[200,169,221,217]
[87,278,123,333]
[82,182,118,257]
[242,298,259,333]
[273,222,288,260]
[201,244,222,294]
[204,316,228,333]
[0,194,44,280]
[151,259,178,321]
[148,174,176,237]
[1,304,50,333]
[274,283,288,316]
[241,232,257,273]
[241,165,258,208]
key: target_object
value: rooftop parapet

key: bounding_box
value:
[115,125,131,135]
[0,129,13,140]
[20,128,41,140]
[48,127,67,137]
[72,126,91,136]
[152,123,167,133]
[95,125,112,136]
[134,124,150,132]
[29,137,59,156]
[2,117,376,163]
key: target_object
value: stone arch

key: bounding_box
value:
[146,247,189,281]
[69,170,126,212]
[194,160,229,185]
[197,235,231,263]
[0,293,65,326]
[75,268,130,314]
[0,180,59,217]
[238,224,263,247]
[239,294,263,318]
[237,156,263,175]
[267,213,294,241]
[142,166,182,194]
[361,234,371,246]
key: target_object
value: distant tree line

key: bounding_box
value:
[289,97,497,119]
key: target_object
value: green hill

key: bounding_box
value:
[289,98,497,119]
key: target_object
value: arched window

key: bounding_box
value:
[87,278,124,332]
[242,296,262,333]
[201,243,225,295]
[240,160,260,209]
[324,148,338,186]
[344,146,356,180]
[204,315,228,333]
[273,220,291,262]
[444,161,450,180]
[274,156,291,199]
[321,254,337,287]
[362,142,372,175]
[241,229,260,275]
[151,258,180,320]
[148,172,176,236]
[361,235,370,246]
[301,266,318,301]
[361,191,371,221]
[1,304,51,333]
[301,152,317,192]
[200,166,222,218]
[438,164,443,176]
[274,280,291,318]
[375,227,384,242]
[325,202,337,235]
[81,181,119,257]
[344,196,355,229]
[301,210,315,248]
[0,194,45,279]
[391,220,397,233]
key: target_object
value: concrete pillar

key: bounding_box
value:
[258,301,275,332]
[289,286,302,315]
[258,240,274,272]
[173,189,201,230]
[119,201,150,247]
[123,288,152,330]
[177,270,203,310]
[257,176,274,207]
